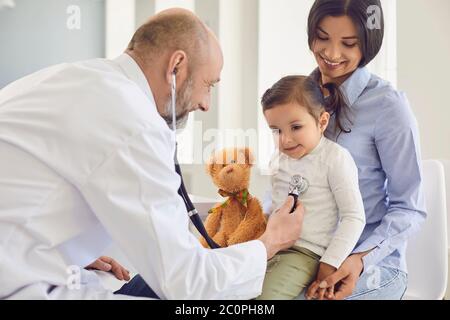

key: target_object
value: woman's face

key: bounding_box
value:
[311,15,363,84]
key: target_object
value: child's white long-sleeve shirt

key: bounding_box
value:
[269,136,366,269]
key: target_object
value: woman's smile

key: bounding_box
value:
[319,54,347,71]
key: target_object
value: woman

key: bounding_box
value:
[303,0,426,300]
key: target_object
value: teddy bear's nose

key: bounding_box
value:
[226,167,234,174]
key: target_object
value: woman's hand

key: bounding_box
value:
[306,252,366,300]
[85,256,131,281]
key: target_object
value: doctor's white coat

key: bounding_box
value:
[0,54,267,299]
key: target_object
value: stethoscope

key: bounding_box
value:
[170,71,221,249]
[288,175,309,213]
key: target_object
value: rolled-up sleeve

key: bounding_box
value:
[353,92,427,269]
[80,127,267,299]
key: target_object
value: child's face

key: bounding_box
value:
[311,15,363,84]
[264,103,329,159]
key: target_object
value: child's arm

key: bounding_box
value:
[320,148,366,271]
[308,148,366,300]
[308,262,337,300]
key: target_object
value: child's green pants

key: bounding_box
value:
[255,246,320,300]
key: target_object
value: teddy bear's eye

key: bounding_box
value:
[230,160,236,164]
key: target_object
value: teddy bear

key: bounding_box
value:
[199,147,267,248]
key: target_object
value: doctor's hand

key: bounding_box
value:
[85,256,131,281]
[258,197,304,260]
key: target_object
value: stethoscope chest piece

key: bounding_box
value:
[289,175,309,195]
[288,174,309,213]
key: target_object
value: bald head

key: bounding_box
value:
[125,9,223,126]
[127,8,213,70]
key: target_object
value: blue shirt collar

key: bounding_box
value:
[310,67,371,107]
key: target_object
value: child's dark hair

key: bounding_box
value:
[308,0,384,67]
[261,76,352,134]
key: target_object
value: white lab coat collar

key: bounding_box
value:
[113,53,154,103]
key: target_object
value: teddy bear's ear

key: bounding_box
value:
[205,151,216,176]
[244,147,254,166]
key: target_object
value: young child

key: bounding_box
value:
[256,75,365,300]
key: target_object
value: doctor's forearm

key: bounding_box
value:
[257,232,280,260]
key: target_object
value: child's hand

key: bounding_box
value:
[306,262,336,300]
[85,256,131,281]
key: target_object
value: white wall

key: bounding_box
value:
[396,0,450,300]
[105,0,135,59]
[0,0,105,88]
[397,0,450,161]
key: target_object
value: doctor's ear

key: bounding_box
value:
[166,50,188,84]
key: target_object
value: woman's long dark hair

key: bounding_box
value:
[261,75,351,134]
[322,81,352,134]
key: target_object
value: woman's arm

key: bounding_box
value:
[352,91,427,270]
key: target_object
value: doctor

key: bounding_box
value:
[0,9,304,299]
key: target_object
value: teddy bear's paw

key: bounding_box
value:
[199,237,210,249]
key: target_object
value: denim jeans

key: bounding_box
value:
[295,266,408,300]
[346,266,408,300]
[114,274,160,299]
